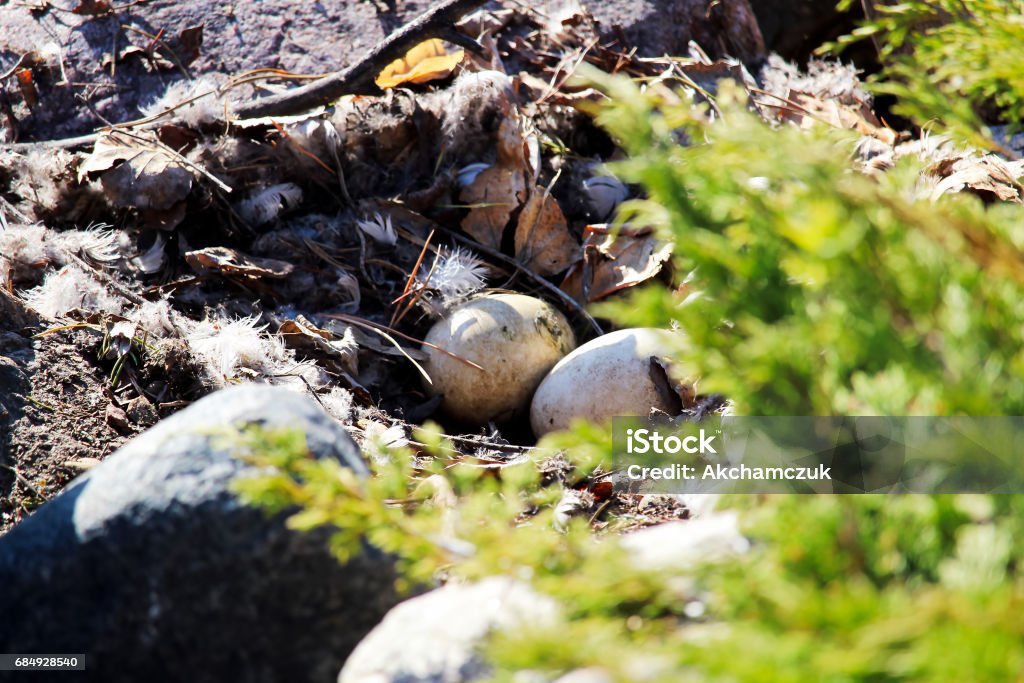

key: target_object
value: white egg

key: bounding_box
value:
[530,328,689,437]
[423,293,575,425]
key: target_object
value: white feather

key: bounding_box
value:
[23,264,123,318]
[237,183,303,226]
[417,246,489,312]
[355,212,398,246]
[140,76,227,127]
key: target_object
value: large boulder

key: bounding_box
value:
[589,0,765,64]
[0,384,398,683]
[0,0,766,143]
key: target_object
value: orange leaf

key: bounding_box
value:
[375,39,464,89]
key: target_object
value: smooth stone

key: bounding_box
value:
[339,577,560,683]
[0,384,399,683]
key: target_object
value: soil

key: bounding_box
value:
[0,319,139,531]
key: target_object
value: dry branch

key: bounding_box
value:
[233,0,487,119]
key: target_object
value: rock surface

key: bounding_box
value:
[0,0,765,142]
[0,384,398,683]
[338,576,560,683]
[591,0,765,63]
[620,511,750,571]
[0,0,427,141]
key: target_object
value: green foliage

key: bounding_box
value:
[234,12,1024,681]
[827,0,1024,147]
[581,70,1024,416]
[233,423,1024,682]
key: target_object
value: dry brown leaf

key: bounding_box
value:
[15,68,38,108]
[375,39,464,89]
[280,316,358,376]
[185,247,294,280]
[459,117,531,249]
[928,155,1024,203]
[79,131,193,210]
[514,189,578,276]
[561,228,673,303]
[459,165,527,249]
[178,25,204,64]
[495,115,529,169]
[780,90,897,146]
[72,0,110,15]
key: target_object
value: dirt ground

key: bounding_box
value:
[1,308,137,530]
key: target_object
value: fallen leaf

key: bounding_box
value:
[156,124,199,152]
[561,227,673,303]
[73,0,110,15]
[589,480,614,501]
[79,131,193,210]
[495,115,529,169]
[514,189,578,276]
[928,154,1024,204]
[15,69,37,108]
[185,247,294,280]
[177,25,204,64]
[459,117,530,249]
[375,39,464,89]
[780,89,897,145]
[459,165,527,249]
[280,316,358,376]
[138,202,187,232]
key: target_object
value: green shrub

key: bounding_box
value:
[235,10,1024,680]
[827,0,1024,148]
[583,71,1024,416]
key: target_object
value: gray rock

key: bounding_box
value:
[588,0,765,63]
[339,577,560,683]
[748,0,860,61]
[0,0,767,143]
[620,512,750,572]
[0,1,425,141]
[0,384,399,683]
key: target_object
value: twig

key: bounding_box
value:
[0,52,32,83]
[0,463,44,501]
[434,225,604,338]
[323,313,435,384]
[391,228,435,327]
[232,0,487,119]
[121,24,193,80]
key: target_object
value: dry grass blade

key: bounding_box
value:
[324,312,484,372]
[326,313,434,385]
